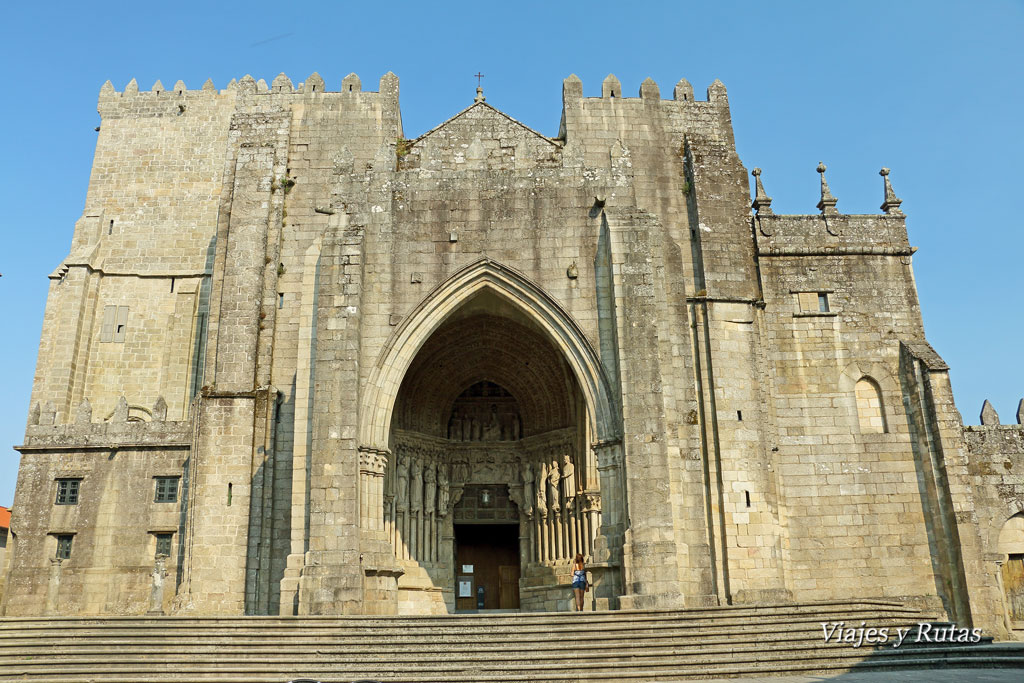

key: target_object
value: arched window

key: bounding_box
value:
[855,377,887,433]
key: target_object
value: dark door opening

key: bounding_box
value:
[455,524,520,610]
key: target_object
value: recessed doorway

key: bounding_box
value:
[455,524,520,610]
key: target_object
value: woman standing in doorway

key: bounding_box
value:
[571,553,588,611]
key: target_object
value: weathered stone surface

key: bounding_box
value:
[6,72,1020,644]
[982,399,1001,425]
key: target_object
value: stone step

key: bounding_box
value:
[1,604,1016,682]
[0,623,920,642]
[0,631,1008,666]
[0,607,924,635]
[0,643,999,671]
[0,618,938,653]
[0,624,932,653]
[1,646,1021,683]
[0,599,917,626]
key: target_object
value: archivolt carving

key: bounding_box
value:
[359,258,622,451]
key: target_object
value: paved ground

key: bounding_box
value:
[694,669,1024,682]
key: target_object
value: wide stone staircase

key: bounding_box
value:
[1,600,1023,682]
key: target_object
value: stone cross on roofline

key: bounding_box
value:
[474,71,486,103]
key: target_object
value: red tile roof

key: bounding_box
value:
[0,506,10,529]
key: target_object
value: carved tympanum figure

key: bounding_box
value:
[448,411,462,440]
[483,404,502,441]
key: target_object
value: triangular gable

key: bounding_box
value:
[411,101,557,148]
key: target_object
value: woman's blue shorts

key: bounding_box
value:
[571,579,587,589]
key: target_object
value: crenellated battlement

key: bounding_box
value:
[970,399,1024,428]
[97,71,390,99]
[21,396,191,451]
[561,73,729,105]
[752,165,913,255]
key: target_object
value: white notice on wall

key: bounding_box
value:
[462,565,473,573]
[458,580,472,598]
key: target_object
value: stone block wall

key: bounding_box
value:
[6,418,189,615]
[755,211,934,603]
[10,71,1017,633]
[965,412,1024,633]
[969,421,1024,549]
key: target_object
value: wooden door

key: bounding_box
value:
[454,524,519,610]
[1003,554,1024,621]
[499,564,520,609]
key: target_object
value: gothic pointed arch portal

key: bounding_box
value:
[360,258,619,450]
[360,258,619,612]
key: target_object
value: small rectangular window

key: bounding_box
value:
[0,527,8,548]
[55,478,82,505]
[796,292,817,311]
[113,306,129,343]
[100,305,116,342]
[154,532,173,557]
[154,477,179,503]
[56,534,74,560]
[795,291,833,314]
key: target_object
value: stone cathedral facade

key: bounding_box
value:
[5,71,1024,637]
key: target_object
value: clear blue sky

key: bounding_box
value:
[2,1,1022,507]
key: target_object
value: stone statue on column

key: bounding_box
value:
[521,461,535,517]
[560,453,576,510]
[396,452,410,510]
[410,457,423,512]
[424,462,437,513]
[462,412,472,441]
[536,461,548,515]
[547,458,561,512]
[438,465,450,515]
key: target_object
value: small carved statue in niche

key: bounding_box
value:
[424,463,437,513]
[547,459,561,512]
[560,453,576,509]
[410,458,423,512]
[511,414,521,440]
[462,412,472,442]
[483,403,502,441]
[521,461,535,516]
[396,451,410,510]
[438,465,450,515]
[452,458,471,483]
[501,457,515,483]
[470,415,480,441]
